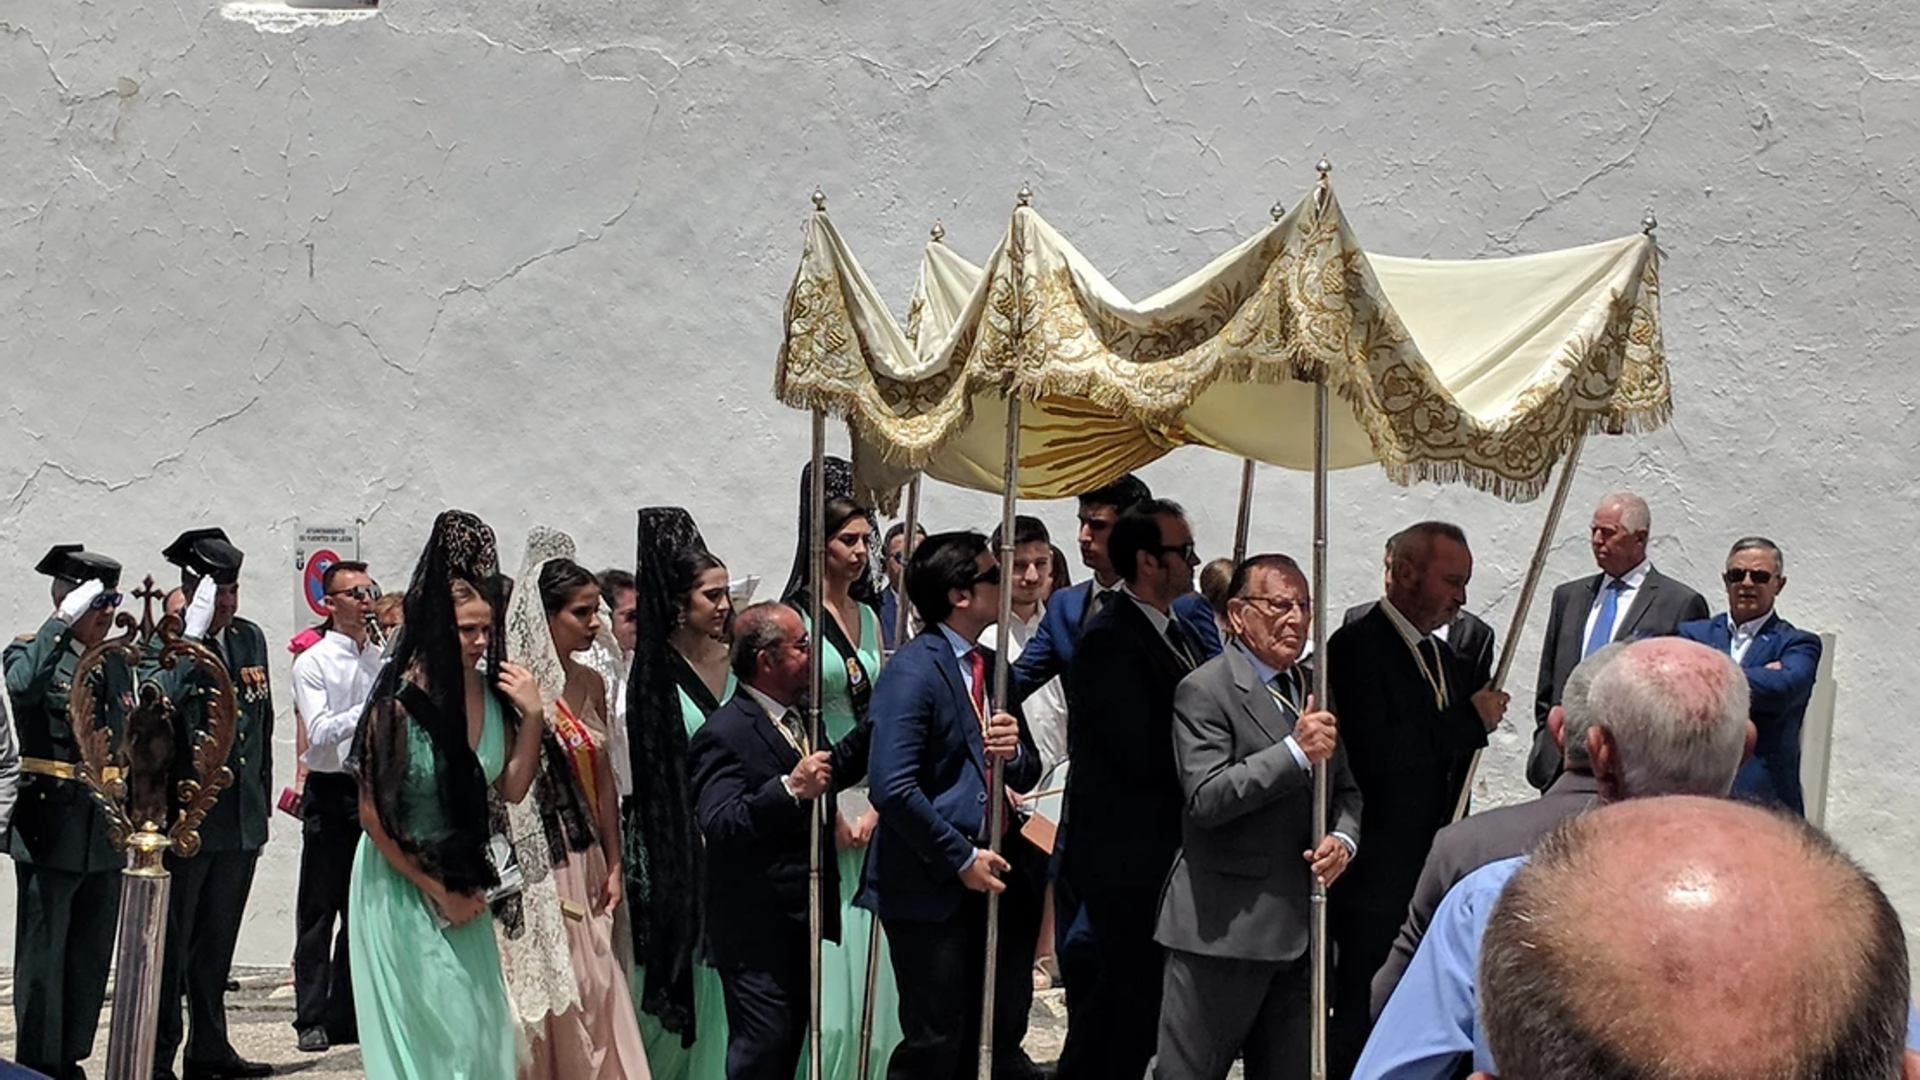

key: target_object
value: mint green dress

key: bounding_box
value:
[349,692,516,1080]
[806,604,904,1080]
[633,673,737,1080]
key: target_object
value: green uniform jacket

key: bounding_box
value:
[3,617,131,874]
[146,617,274,853]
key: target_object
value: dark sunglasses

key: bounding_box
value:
[1154,540,1199,562]
[971,565,1002,587]
[1723,568,1775,586]
[328,585,380,602]
[90,591,123,612]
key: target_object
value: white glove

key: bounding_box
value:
[56,580,105,625]
[183,577,218,640]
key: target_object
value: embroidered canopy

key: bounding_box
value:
[776,186,1668,511]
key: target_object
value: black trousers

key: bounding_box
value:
[291,772,360,1038]
[1055,883,1166,1080]
[881,843,1044,1080]
[718,947,810,1080]
[1328,903,1400,1080]
[12,863,120,1079]
[156,848,260,1069]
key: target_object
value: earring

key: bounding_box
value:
[673,610,687,629]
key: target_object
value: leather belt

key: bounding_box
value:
[21,757,124,783]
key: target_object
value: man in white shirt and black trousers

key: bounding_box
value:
[288,560,385,1054]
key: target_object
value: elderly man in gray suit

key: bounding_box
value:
[1151,554,1363,1080]
[1368,641,1625,1017]
[1528,491,1708,791]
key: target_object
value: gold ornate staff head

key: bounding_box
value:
[66,575,239,866]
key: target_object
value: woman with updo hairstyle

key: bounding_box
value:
[779,457,902,1077]
[624,508,735,1080]
[501,527,650,1078]
[347,511,551,1079]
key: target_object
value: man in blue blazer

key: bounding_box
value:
[1677,536,1821,815]
[860,531,1043,1080]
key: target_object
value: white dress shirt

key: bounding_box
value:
[1729,612,1771,664]
[1581,559,1652,647]
[980,601,1068,784]
[1234,641,1356,856]
[292,630,386,774]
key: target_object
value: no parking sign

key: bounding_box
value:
[293,521,361,632]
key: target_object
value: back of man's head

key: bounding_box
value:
[1586,637,1751,800]
[1478,796,1911,1080]
[1557,641,1628,772]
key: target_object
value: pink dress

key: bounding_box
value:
[522,697,651,1079]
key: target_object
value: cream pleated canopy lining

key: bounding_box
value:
[776,187,1669,509]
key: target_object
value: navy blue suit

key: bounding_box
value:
[1011,581,1219,703]
[860,627,1042,1080]
[1678,612,1821,815]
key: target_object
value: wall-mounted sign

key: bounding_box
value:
[292,520,361,633]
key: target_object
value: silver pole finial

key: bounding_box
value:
[1641,209,1658,235]
[1271,199,1287,222]
[1017,182,1033,207]
[812,187,827,211]
[1316,156,1333,179]
[930,220,946,243]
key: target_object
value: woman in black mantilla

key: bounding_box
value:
[346,510,551,1080]
[623,507,735,1080]
[780,456,900,1077]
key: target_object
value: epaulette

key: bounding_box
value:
[12,633,32,643]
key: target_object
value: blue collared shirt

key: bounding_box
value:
[1356,857,1920,1080]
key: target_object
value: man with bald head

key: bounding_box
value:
[1476,797,1918,1080]
[1528,491,1708,792]
[1354,637,1755,1080]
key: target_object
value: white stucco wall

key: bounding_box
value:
[4,0,1917,970]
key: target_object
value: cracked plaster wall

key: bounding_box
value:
[3,0,1918,970]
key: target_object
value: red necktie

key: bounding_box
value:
[967,646,987,719]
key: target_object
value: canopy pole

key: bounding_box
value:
[1450,433,1587,822]
[856,474,922,1080]
[1232,458,1256,564]
[1308,154,1334,1080]
[977,393,1022,1080]
[807,406,828,1080]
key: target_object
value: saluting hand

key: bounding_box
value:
[958,849,1009,894]
[496,661,545,723]
[1293,694,1338,765]
[983,711,1021,761]
[1471,684,1510,732]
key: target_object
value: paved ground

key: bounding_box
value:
[0,967,1137,1078]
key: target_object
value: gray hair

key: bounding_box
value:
[1479,805,1910,1080]
[1729,535,1784,575]
[1597,491,1651,533]
[1587,638,1749,798]
[1559,641,1627,770]
[728,601,794,682]
[1386,521,1469,575]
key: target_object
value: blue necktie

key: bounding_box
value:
[1584,578,1628,657]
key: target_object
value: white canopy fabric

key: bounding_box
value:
[777,187,1668,510]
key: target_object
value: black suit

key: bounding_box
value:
[1527,568,1708,790]
[1323,605,1487,1080]
[1057,595,1201,1080]
[1343,602,1496,690]
[690,689,868,1079]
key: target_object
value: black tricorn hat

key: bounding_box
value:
[162,527,245,585]
[34,544,123,589]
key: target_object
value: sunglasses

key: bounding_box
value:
[90,591,123,612]
[1723,568,1775,585]
[328,585,380,602]
[1154,540,1199,562]
[971,565,1002,587]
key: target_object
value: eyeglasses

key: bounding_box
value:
[328,585,379,602]
[1238,595,1307,618]
[90,591,123,612]
[1723,568,1775,585]
[971,565,1002,587]
[1154,541,1199,563]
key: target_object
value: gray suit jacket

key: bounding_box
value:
[1369,769,1601,1016]
[1528,568,1708,790]
[1155,646,1363,962]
